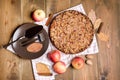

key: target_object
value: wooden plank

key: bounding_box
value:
[70,0,99,80]
[81,0,96,14]
[45,0,70,16]
[21,0,45,80]
[22,0,45,23]
[0,0,22,80]
[70,0,82,7]
[0,0,119,80]
[71,56,99,80]
[45,0,57,16]
[95,0,120,80]
[55,0,70,12]
[55,67,73,80]
[45,0,73,80]
[80,0,120,80]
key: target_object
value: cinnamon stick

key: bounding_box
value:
[45,13,53,26]
[37,73,53,76]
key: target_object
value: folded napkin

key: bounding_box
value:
[6,4,99,80]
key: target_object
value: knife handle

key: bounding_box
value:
[3,36,24,48]
[45,13,53,26]
[21,38,38,47]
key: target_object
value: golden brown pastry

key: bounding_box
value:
[36,62,52,76]
[26,42,43,53]
[50,10,94,54]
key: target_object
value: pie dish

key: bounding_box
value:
[49,10,94,54]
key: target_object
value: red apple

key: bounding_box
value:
[53,61,66,74]
[32,9,45,22]
[47,50,61,63]
[71,57,84,69]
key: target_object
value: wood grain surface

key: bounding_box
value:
[0,0,120,80]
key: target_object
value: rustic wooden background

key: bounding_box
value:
[0,0,120,80]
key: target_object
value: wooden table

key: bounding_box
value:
[0,0,120,80]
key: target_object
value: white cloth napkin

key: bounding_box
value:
[32,4,99,80]
[6,4,99,80]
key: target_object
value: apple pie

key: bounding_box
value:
[36,62,52,76]
[49,10,94,54]
[26,42,43,53]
